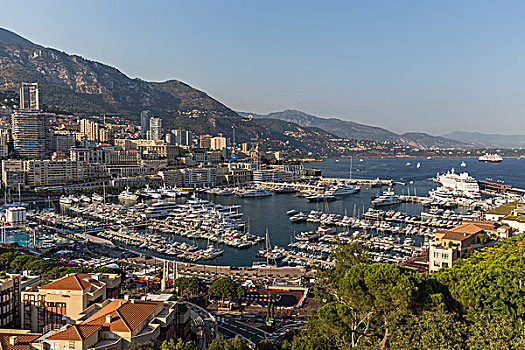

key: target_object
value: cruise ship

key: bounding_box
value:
[437,168,480,194]
[141,202,180,218]
[479,153,503,162]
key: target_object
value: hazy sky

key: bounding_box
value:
[1,0,525,135]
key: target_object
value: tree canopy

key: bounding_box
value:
[209,277,246,305]
[267,236,525,350]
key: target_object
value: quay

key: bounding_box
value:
[321,177,394,186]
[133,257,312,279]
[256,177,393,191]
[107,229,210,260]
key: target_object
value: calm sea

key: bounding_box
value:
[196,157,523,266]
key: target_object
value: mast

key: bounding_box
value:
[350,156,353,180]
[265,228,270,266]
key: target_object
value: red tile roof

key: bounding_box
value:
[0,333,41,350]
[82,299,162,333]
[40,273,103,291]
[46,325,102,341]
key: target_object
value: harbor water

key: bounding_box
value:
[43,157,525,266]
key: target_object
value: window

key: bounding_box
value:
[433,252,440,258]
[442,254,449,260]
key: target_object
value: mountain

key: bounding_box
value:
[443,131,525,149]
[0,27,265,140]
[240,109,400,142]
[241,109,474,149]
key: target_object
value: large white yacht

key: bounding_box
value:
[372,189,402,207]
[437,168,479,194]
[327,184,360,196]
[118,188,139,201]
[141,202,180,218]
[479,153,503,162]
[237,188,272,198]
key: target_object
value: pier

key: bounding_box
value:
[256,177,393,191]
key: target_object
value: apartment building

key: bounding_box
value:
[22,273,121,332]
[253,169,294,182]
[0,273,22,328]
[1,160,25,190]
[210,134,226,150]
[180,168,216,188]
[149,117,163,141]
[0,128,10,157]
[428,221,504,272]
[44,299,191,350]
[24,160,84,187]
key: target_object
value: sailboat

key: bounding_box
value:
[416,162,421,168]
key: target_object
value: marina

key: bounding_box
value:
[13,157,525,269]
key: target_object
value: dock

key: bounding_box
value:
[256,177,393,191]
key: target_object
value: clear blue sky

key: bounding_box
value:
[1,0,525,135]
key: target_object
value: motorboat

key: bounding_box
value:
[237,188,272,198]
[306,194,337,202]
[327,184,360,196]
[372,189,402,207]
[92,193,104,202]
[119,188,139,201]
[59,195,73,205]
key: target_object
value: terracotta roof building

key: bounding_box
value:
[0,331,41,350]
[429,220,500,273]
[21,273,121,333]
[42,299,191,350]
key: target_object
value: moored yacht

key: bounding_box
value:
[119,188,139,201]
[237,188,272,198]
[59,195,73,205]
[372,189,402,207]
[92,193,104,202]
[327,184,360,196]
[141,201,180,218]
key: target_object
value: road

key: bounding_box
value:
[215,312,307,344]
[215,313,267,343]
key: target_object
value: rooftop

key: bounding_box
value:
[83,299,162,333]
[0,333,41,350]
[46,325,101,341]
[40,273,103,291]
[486,202,522,216]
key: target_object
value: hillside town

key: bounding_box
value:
[0,82,522,349]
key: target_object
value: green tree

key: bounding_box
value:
[209,278,246,306]
[207,335,251,350]
[467,314,525,350]
[386,307,467,350]
[257,339,281,350]
[173,277,204,299]
[434,237,525,321]
[161,338,198,350]
[0,251,18,269]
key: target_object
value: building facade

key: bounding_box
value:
[22,273,121,333]
[11,112,48,158]
[0,273,22,328]
[24,160,84,187]
[140,110,153,135]
[149,117,163,141]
